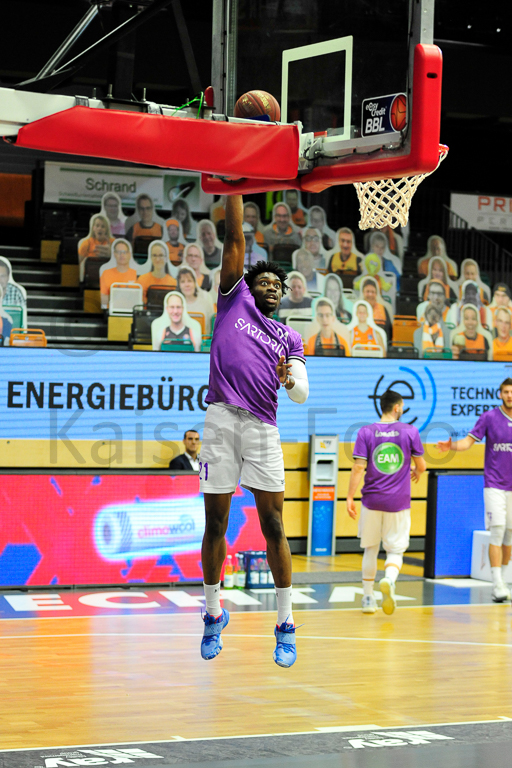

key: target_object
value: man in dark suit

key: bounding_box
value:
[169,430,200,471]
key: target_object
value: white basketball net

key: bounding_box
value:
[354,145,448,230]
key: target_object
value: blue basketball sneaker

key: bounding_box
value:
[273,621,297,668]
[201,608,230,660]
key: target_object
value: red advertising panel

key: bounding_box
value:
[0,474,266,587]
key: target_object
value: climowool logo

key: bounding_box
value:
[368,366,437,432]
[372,442,405,474]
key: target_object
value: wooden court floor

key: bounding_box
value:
[1,585,512,751]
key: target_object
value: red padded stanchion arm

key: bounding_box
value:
[14,107,300,181]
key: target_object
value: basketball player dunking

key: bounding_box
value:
[199,194,309,667]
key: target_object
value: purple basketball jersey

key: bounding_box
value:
[353,421,424,512]
[468,407,512,491]
[205,277,305,426]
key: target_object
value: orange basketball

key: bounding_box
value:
[390,94,407,132]
[234,90,281,121]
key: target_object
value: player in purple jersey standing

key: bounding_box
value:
[437,378,512,603]
[346,390,426,615]
[199,194,309,667]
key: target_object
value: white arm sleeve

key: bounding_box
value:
[285,358,309,404]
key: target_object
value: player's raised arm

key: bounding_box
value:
[220,194,245,293]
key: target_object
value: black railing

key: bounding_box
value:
[442,205,512,288]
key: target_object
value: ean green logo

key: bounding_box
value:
[372,442,404,475]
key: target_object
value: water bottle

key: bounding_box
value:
[259,556,268,585]
[224,554,234,589]
[235,553,246,588]
[248,553,260,586]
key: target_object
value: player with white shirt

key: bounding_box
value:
[437,378,512,602]
[199,194,309,667]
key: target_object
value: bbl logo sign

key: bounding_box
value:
[372,442,404,474]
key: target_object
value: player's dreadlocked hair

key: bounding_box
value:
[244,260,289,294]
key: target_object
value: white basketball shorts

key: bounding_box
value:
[484,488,512,530]
[199,402,285,494]
[358,505,411,554]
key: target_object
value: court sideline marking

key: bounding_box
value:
[0,631,510,648]
[1,717,511,752]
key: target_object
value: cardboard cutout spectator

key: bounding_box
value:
[284,189,308,228]
[413,304,448,357]
[447,279,492,329]
[489,283,512,328]
[263,202,302,254]
[346,299,387,356]
[151,290,201,352]
[184,242,212,291]
[416,279,451,323]
[323,273,352,323]
[328,227,363,284]
[99,239,138,309]
[196,219,223,269]
[125,194,164,244]
[165,218,187,266]
[450,304,492,360]
[243,201,265,246]
[0,256,27,327]
[359,275,392,339]
[136,240,177,303]
[303,227,327,270]
[373,225,404,258]
[100,192,126,236]
[176,265,215,331]
[209,267,221,313]
[293,248,326,294]
[457,259,491,303]
[278,271,312,320]
[172,198,194,239]
[243,222,267,269]
[367,231,402,283]
[209,195,227,227]
[418,257,457,301]
[78,214,114,280]
[493,307,512,361]
[307,205,335,251]
[418,235,458,278]
[305,297,351,356]
[0,284,14,345]
[353,253,396,312]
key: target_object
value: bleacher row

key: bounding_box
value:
[2,190,512,360]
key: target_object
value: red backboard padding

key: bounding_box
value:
[15,106,300,180]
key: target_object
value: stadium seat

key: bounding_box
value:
[133,235,159,263]
[387,342,419,359]
[59,231,86,265]
[395,294,418,316]
[84,255,110,289]
[129,305,160,348]
[160,338,195,352]
[147,284,175,311]
[10,328,47,347]
[109,283,143,316]
[286,315,313,340]
[423,347,452,359]
[189,312,206,335]
[400,276,420,294]
[313,344,346,357]
[272,243,296,270]
[459,348,487,362]
[351,343,383,358]
[3,305,24,330]
[392,315,420,344]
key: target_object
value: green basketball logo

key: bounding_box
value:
[372,442,404,475]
